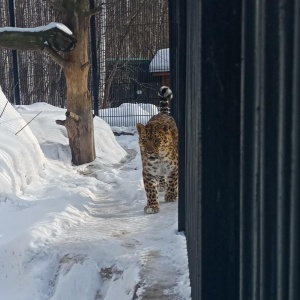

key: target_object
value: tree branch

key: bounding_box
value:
[56,119,66,126]
[0,30,46,51]
[66,111,80,122]
[47,0,67,13]
[81,61,90,70]
[43,44,68,68]
[89,5,103,16]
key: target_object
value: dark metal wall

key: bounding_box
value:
[169,0,186,232]
[170,0,300,299]
[240,1,300,299]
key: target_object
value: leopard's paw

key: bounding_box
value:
[165,193,178,202]
[144,205,160,214]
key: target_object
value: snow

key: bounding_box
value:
[98,103,158,127]
[0,22,73,36]
[149,48,170,73]
[0,87,190,299]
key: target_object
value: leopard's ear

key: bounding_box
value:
[136,123,146,135]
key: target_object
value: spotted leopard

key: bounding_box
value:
[137,86,178,214]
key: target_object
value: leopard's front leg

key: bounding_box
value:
[143,172,159,214]
[158,176,166,192]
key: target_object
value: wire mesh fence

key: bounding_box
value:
[0,0,169,125]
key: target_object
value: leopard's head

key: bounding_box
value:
[136,122,170,161]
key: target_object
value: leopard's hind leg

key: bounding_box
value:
[165,169,178,202]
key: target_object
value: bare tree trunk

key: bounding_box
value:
[63,65,95,165]
[61,0,96,165]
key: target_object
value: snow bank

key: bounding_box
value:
[137,103,158,115]
[0,87,45,198]
[98,103,157,126]
[15,102,127,165]
[0,93,190,300]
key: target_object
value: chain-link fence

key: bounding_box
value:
[0,0,169,125]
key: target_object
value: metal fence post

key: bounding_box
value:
[169,0,186,232]
[89,0,99,116]
[8,0,20,105]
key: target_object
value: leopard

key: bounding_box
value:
[136,86,178,214]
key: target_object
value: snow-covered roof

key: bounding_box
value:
[149,48,170,73]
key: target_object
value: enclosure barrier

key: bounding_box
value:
[170,0,300,299]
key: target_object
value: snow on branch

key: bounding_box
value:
[0,22,76,53]
[0,22,73,36]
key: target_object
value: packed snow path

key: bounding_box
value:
[35,142,189,300]
[0,96,190,300]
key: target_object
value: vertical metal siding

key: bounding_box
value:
[289,2,300,299]
[171,0,300,299]
[169,0,186,232]
[200,1,241,299]
[170,0,242,299]
[240,1,298,299]
[185,0,202,297]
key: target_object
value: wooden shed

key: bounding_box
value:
[149,48,170,87]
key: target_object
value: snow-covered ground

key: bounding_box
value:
[0,87,190,300]
[98,103,159,127]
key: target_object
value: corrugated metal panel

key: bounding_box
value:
[171,0,300,299]
[169,0,187,232]
[240,1,300,299]
[289,2,300,298]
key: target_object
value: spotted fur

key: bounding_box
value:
[137,87,178,214]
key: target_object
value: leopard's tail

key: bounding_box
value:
[158,86,173,114]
